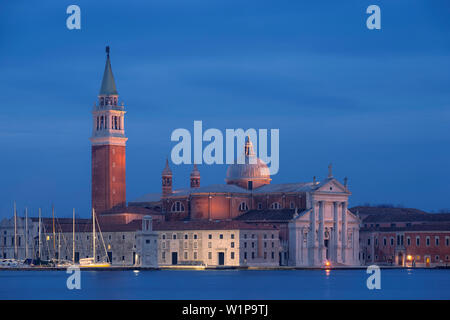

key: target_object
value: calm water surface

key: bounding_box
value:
[0,269,449,300]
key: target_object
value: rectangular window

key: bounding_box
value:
[231,242,235,248]
[231,252,235,260]
[435,237,439,246]
[264,252,267,259]
[446,237,449,246]
[208,234,212,239]
[244,252,247,260]
[184,252,188,259]
[426,237,430,246]
[208,252,212,260]
[208,242,212,248]
[367,238,371,245]
[407,237,411,246]
[244,242,247,248]
[194,252,197,260]
[219,234,223,239]
[231,234,234,239]
[271,252,275,259]
[251,252,255,259]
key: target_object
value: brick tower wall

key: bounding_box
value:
[92,144,126,214]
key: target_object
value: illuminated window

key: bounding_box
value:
[171,201,185,212]
[271,202,281,210]
[239,202,249,212]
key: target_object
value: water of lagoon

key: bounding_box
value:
[0,269,449,300]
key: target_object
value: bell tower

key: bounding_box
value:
[162,158,173,197]
[90,46,127,214]
[190,164,200,188]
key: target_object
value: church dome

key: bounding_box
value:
[226,137,271,189]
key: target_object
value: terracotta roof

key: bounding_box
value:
[361,224,450,232]
[153,220,278,231]
[99,206,162,215]
[350,206,428,216]
[235,209,300,222]
[363,212,450,223]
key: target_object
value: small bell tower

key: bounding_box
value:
[190,164,200,188]
[90,46,127,214]
[162,158,173,197]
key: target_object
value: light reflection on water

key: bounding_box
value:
[0,269,449,300]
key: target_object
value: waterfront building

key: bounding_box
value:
[356,207,450,267]
[154,220,280,267]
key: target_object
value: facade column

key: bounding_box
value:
[318,201,325,264]
[299,227,304,266]
[341,201,348,264]
[332,202,339,263]
[308,201,317,266]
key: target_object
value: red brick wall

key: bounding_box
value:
[92,145,126,214]
[361,230,450,266]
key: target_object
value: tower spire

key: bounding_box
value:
[99,46,118,96]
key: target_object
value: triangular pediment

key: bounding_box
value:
[314,178,348,194]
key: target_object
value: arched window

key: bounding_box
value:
[100,116,104,129]
[271,202,281,210]
[171,201,185,212]
[257,203,262,210]
[239,202,249,212]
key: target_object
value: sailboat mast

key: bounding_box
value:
[38,208,41,260]
[52,204,56,258]
[58,231,61,262]
[14,201,17,260]
[72,208,75,263]
[25,208,28,259]
[93,208,96,262]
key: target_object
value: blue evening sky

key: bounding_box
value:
[0,1,449,218]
